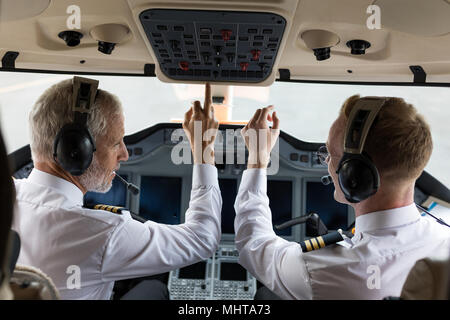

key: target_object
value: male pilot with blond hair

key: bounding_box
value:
[234,97,450,299]
[12,79,221,299]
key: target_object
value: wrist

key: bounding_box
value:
[247,151,269,169]
[193,150,215,165]
[247,163,267,169]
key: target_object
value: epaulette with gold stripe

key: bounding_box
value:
[300,231,346,253]
[84,204,125,214]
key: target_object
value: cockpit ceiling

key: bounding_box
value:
[0,0,450,85]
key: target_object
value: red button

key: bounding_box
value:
[179,61,189,71]
[220,30,232,42]
[251,49,261,61]
[240,62,249,71]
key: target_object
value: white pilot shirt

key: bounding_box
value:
[234,169,450,300]
[12,165,221,300]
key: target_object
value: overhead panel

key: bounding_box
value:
[139,9,286,83]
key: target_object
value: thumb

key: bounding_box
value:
[184,107,193,126]
[272,111,280,130]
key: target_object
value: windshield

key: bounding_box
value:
[0,71,448,187]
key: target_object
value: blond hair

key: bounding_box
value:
[29,78,123,163]
[340,95,432,181]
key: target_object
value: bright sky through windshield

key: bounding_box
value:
[0,72,448,187]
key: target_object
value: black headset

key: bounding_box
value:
[336,97,388,203]
[53,77,99,176]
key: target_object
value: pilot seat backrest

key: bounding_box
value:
[0,126,60,300]
[0,125,15,300]
[399,245,450,300]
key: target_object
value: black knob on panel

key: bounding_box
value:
[312,47,330,61]
[58,31,83,47]
[346,40,371,55]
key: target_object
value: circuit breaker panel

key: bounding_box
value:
[140,9,286,83]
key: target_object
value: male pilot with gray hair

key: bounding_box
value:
[12,78,221,299]
[235,97,450,299]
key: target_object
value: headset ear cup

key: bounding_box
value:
[53,123,95,176]
[337,154,379,203]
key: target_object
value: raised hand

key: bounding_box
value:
[183,83,219,165]
[241,105,280,169]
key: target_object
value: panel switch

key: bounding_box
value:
[170,40,180,50]
[220,29,232,41]
[179,61,189,71]
[240,62,249,71]
[251,49,261,61]
[202,53,210,63]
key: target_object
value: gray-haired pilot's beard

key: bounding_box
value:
[78,156,113,193]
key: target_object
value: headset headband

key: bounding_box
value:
[343,97,387,155]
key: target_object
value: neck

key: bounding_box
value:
[352,181,415,217]
[34,161,87,194]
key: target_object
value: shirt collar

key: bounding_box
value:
[355,203,420,233]
[27,169,84,206]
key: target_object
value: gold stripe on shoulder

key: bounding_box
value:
[305,240,312,252]
[87,204,124,215]
[317,236,325,248]
[310,238,319,250]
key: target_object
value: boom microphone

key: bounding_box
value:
[115,172,140,195]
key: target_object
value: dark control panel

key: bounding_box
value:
[140,9,286,83]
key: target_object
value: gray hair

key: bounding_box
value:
[29,78,123,163]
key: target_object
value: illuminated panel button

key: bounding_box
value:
[290,153,299,161]
[300,154,309,163]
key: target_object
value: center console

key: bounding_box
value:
[168,244,257,300]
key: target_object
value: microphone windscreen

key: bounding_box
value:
[128,184,140,195]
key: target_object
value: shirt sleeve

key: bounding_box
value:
[234,169,313,300]
[101,164,222,281]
